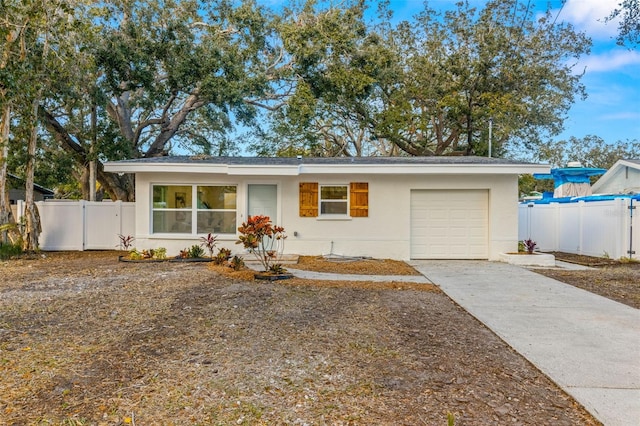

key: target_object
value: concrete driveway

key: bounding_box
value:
[408,260,640,426]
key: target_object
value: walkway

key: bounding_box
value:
[408,260,640,426]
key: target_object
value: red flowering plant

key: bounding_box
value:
[236,215,287,272]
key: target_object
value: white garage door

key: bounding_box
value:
[410,189,488,259]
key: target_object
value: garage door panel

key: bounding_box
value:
[410,189,488,259]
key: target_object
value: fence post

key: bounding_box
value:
[16,199,25,222]
[115,200,123,238]
[578,201,584,255]
[553,203,559,252]
[80,200,86,251]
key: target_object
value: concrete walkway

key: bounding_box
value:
[285,267,432,283]
[408,260,640,426]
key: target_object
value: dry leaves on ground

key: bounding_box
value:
[0,251,601,425]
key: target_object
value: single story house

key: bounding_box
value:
[8,173,55,220]
[8,173,55,203]
[103,156,549,261]
[591,159,640,195]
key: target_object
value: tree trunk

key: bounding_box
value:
[22,98,42,252]
[0,103,21,245]
[89,102,97,201]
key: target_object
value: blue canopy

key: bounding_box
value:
[533,167,606,189]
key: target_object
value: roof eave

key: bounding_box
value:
[103,161,549,176]
[592,159,640,192]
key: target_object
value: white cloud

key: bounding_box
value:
[600,112,640,121]
[557,0,620,39]
[580,50,640,72]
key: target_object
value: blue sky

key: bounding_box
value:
[385,0,640,144]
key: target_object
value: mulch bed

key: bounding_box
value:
[536,252,640,309]
[0,251,600,425]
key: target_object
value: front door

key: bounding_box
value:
[248,184,278,222]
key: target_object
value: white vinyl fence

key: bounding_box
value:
[15,200,135,251]
[519,198,639,260]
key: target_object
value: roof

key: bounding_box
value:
[8,173,55,195]
[103,156,549,176]
[591,159,640,194]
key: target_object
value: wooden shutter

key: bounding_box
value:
[299,182,318,217]
[349,182,368,217]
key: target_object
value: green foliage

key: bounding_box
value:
[262,0,590,159]
[153,247,167,260]
[268,263,287,274]
[518,240,526,253]
[188,244,205,259]
[518,173,553,199]
[607,0,640,47]
[1,0,597,204]
[533,136,640,169]
[128,247,166,260]
[0,242,23,260]
[214,247,232,265]
[129,248,143,260]
[229,255,245,271]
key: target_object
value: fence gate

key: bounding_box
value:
[16,200,135,251]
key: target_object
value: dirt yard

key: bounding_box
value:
[536,252,640,310]
[0,251,608,425]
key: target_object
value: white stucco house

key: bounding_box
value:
[103,156,548,261]
[591,159,640,195]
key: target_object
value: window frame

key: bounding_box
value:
[151,184,237,235]
[318,184,350,217]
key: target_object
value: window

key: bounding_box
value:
[320,185,348,215]
[152,185,237,234]
[299,182,368,218]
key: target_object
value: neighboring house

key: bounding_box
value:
[8,173,55,203]
[103,156,548,261]
[591,159,640,195]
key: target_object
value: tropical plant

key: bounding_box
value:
[200,233,218,258]
[522,239,537,254]
[153,247,167,260]
[268,263,287,275]
[118,234,134,250]
[229,255,245,271]
[236,215,286,272]
[213,247,232,265]
[188,244,205,259]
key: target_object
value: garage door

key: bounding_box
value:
[410,189,488,259]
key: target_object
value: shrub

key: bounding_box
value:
[269,263,287,274]
[236,215,286,272]
[213,247,232,265]
[229,255,245,271]
[0,242,22,260]
[153,247,167,259]
[188,244,205,258]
